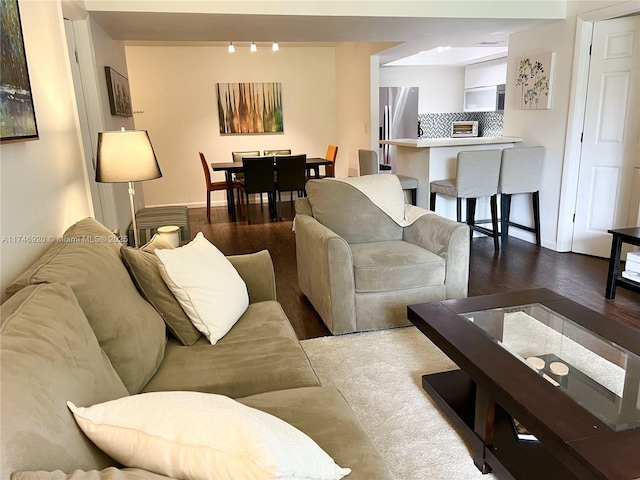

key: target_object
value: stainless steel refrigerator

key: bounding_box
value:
[379,87,419,171]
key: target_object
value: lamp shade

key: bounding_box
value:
[96,130,162,183]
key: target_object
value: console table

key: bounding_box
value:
[605,227,640,299]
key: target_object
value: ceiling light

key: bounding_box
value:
[437,46,444,53]
[228,42,235,53]
[272,42,279,52]
[250,42,257,52]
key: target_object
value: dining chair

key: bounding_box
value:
[358,149,418,206]
[499,146,545,249]
[199,152,244,222]
[231,150,260,184]
[307,144,338,180]
[430,149,502,251]
[275,154,307,221]
[263,149,292,156]
[242,156,277,224]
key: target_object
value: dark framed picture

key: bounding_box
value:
[104,66,132,117]
[0,0,38,142]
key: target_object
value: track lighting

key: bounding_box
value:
[228,42,235,53]
[250,42,257,52]
[272,42,279,51]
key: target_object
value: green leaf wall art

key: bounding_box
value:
[516,52,555,110]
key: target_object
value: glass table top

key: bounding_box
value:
[460,302,640,431]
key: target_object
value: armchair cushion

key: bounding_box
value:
[305,179,402,244]
[350,241,445,292]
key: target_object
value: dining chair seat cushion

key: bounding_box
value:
[350,240,445,292]
[397,175,418,190]
[429,178,457,198]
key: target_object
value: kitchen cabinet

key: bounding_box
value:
[464,57,507,89]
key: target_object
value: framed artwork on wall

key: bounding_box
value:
[105,66,133,117]
[216,82,283,134]
[516,52,556,110]
[0,0,38,142]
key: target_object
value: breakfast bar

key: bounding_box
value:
[380,137,522,217]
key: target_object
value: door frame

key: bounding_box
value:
[557,1,640,252]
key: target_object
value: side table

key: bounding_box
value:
[605,227,640,299]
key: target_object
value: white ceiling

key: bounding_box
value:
[87,10,558,66]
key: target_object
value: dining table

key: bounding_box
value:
[211,157,333,221]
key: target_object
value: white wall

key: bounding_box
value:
[125,45,337,206]
[0,0,91,297]
[503,0,633,250]
[379,65,465,113]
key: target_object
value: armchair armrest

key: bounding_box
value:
[294,214,356,334]
[226,250,276,303]
[403,213,470,299]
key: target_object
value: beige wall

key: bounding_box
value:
[126,44,337,206]
[0,0,91,296]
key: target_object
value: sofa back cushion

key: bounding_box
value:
[305,179,402,244]
[0,283,129,478]
[5,217,166,393]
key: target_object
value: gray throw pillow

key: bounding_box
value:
[121,240,202,346]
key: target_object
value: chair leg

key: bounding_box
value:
[236,187,245,217]
[532,191,541,247]
[466,198,476,238]
[501,194,512,249]
[457,197,464,223]
[490,194,500,252]
[206,191,211,222]
[245,193,251,224]
[430,192,436,212]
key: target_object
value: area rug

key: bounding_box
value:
[300,326,498,480]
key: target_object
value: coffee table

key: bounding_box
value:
[408,289,640,480]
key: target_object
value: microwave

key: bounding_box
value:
[451,121,478,137]
[463,84,505,112]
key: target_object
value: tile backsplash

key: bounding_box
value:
[418,112,504,138]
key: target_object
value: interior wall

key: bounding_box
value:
[0,0,91,297]
[125,44,337,206]
[335,42,396,177]
[503,0,631,250]
[379,65,465,114]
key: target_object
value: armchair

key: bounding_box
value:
[294,176,469,334]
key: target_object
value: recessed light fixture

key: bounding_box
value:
[436,45,452,53]
[228,42,235,53]
[272,42,279,51]
[250,42,257,52]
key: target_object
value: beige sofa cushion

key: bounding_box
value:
[11,469,174,480]
[6,217,166,394]
[142,300,321,398]
[305,179,402,244]
[238,386,394,480]
[350,240,445,292]
[0,284,129,479]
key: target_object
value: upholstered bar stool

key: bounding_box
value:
[499,146,545,249]
[430,149,502,251]
[358,149,418,205]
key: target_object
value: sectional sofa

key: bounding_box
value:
[1,217,393,479]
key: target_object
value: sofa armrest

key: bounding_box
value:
[403,213,470,299]
[294,214,356,334]
[226,250,276,303]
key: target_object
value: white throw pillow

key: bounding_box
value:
[155,232,249,344]
[68,391,351,480]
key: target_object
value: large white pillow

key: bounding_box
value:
[155,232,249,344]
[68,391,351,480]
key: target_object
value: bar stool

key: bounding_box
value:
[430,149,502,251]
[499,146,545,249]
[358,149,418,205]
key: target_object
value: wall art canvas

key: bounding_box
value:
[516,52,555,110]
[216,82,283,134]
[1,0,38,141]
[105,66,133,117]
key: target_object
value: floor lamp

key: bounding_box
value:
[95,128,162,248]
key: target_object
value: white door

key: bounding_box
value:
[572,15,640,257]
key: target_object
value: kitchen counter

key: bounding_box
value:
[381,136,523,216]
[380,136,523,148]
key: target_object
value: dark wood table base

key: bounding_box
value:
[605,227,640,299]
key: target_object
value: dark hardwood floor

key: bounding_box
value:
[190,203,640,340]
